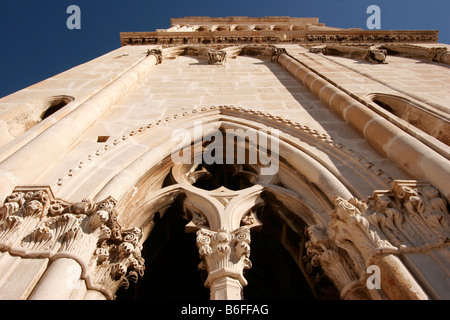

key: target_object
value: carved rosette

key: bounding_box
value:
[196,226,252,288]
[0,187,145,299]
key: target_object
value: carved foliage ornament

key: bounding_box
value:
[0,187,145,299]
[146,48,163,64]
[196,226,251,287]
[306,180,449,299]
[207,49,227,65]
[364,181,450,248]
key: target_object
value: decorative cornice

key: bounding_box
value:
[121,30,438,46]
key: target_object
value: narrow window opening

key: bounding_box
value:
[40,96,73,120]
[115,201,209,300]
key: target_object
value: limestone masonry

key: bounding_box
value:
[0,16,448,300]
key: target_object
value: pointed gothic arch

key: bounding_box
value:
[0,92,447,300]
[0,104,441,300]
[59,105,386,299]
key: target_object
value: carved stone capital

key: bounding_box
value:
[271,47,287,62]
[306,180,448,300]
[146,48,163,64]
[196,226,251,288]
[88,226,145,299]
[0,186,145,299]
[365,180,450,248]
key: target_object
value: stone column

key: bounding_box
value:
[28,258,82,300]
[196,227,252,300]
[307,193,430,300]
[277,52,450,200]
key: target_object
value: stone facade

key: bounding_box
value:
[0,17,449,300]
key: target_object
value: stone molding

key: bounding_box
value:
[55,105,394,194]
[277,52,450,200]
[121,30,438,46]
[306,180,449,300]
[0,186,145,300]
[310,44,387,64]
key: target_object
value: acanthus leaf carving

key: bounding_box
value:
[88,226,145,299]
[365,181,450,248]
[306,180,449,300]
[196,226,252,288]
[0,186,145,300]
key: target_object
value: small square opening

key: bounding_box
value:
[97,136,110,143]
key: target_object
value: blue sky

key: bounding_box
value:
[0,0,449,99]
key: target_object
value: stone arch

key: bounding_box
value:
[0,106,442,300]
[43,105,439,300]
[63,105,389,299]
[56,105,394,204]
[106,131,344,299]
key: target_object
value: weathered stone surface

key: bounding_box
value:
[0,16,448,301]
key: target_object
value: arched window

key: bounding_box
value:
[2,95,74,144]
[40,95,74,120]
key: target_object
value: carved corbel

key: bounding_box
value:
[310,44,387,64]
[381,44,450,64]
[271,47,287,63]
[367,46,388,64]
[207,49,227,65]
